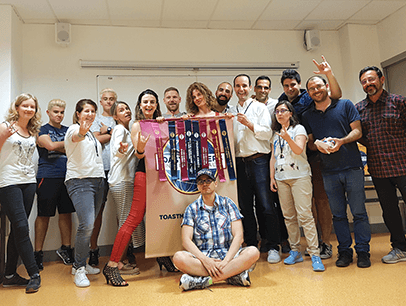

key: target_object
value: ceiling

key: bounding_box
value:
[1,0,406,31]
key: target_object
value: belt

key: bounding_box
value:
[237,153,266,163]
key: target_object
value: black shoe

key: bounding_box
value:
[34,250,44,271]
[156,257,179,272]
[336,252,353,267]
[56,246,74,265]
[88,248,100,267]
[2,273,29,287]
[357,252,371,268]
[281,240,291,254]
[26,273,41,294]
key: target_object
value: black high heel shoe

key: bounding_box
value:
[103,264,129,286]
[156,257,179,272]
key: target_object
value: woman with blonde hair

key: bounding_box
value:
[0,93,42,293]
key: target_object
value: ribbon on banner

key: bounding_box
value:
[177,120,188,181]
[168,121,177,180]
[192,121,202,173]
[184,120,195,180]
[209,119,226,182]
[199,120,209,169]
[218,119,236,181]
[151,122,166,182]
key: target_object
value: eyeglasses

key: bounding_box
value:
[308,84,325,93]
[275,109,290,115]
[196,179,214,185]
[360,77,378,85]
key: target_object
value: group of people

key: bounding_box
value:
[1,55,406,293]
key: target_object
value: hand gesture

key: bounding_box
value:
[136,131,150,154]
[276,126,290,142]
[118,142,129,154]
[313,55,332,76]
[79,119,92,136]
[5,122,17,138]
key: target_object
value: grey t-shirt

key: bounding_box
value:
[90,115,116,171]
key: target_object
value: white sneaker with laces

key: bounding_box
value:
[72,264,100,275]
[74,266,90,287]
[267,249,281,263]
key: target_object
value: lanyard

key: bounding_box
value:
[236,101,254,115]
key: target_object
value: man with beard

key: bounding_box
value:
[213,82,235,114]
[356,66,406,264]
[302,75,371,269]
[278,57,342,260]
[162,87,186,118]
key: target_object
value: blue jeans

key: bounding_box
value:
[236,154,280,251]
[322,168,371,254]
[65,178,105,268]
[0,183,39,276]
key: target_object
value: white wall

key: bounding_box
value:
[377,5,406,63]
[0,6,22,119]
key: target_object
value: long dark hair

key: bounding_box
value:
[135,89,162,120]
[271,100,299,132]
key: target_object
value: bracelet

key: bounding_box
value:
[78,132,85,138]
[136,149,145,155]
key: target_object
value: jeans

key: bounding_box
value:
[65,178,105,268]
[0,183,39,276]
[371,175,406,251]
[322,168,371,254]
[236,154,280,251]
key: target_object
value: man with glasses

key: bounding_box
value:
[173,169,259,291]
[278,57,342,260]
[356,66,406,264]
[302,75,371,269]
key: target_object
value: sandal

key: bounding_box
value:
[103,264,128,286]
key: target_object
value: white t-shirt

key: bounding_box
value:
[90,115,116,171]
[272,124,311,181]
[108,124,137,186]
[0,123,36,188]
[64,124,105,181]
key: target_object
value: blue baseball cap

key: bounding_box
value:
[196,168,216,181]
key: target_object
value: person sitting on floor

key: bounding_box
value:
[173,168,260,291]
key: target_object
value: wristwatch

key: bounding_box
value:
[107,127,112,135]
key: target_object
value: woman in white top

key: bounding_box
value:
[64,99,105,288]
[108,101,144,275]
[0,93,42,293]
[270,100,324,272]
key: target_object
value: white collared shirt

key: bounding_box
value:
[234,98,273,157]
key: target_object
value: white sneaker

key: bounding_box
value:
[72,264,100,275]
[267,249,281,263]
[74,266,90,287]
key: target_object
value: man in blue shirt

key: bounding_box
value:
[173,169,259,291]
[302,75,371,269]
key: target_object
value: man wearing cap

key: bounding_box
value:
[173,169,260,291]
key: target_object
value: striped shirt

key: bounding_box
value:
[181,194,243,260]
[356,90,406,178]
